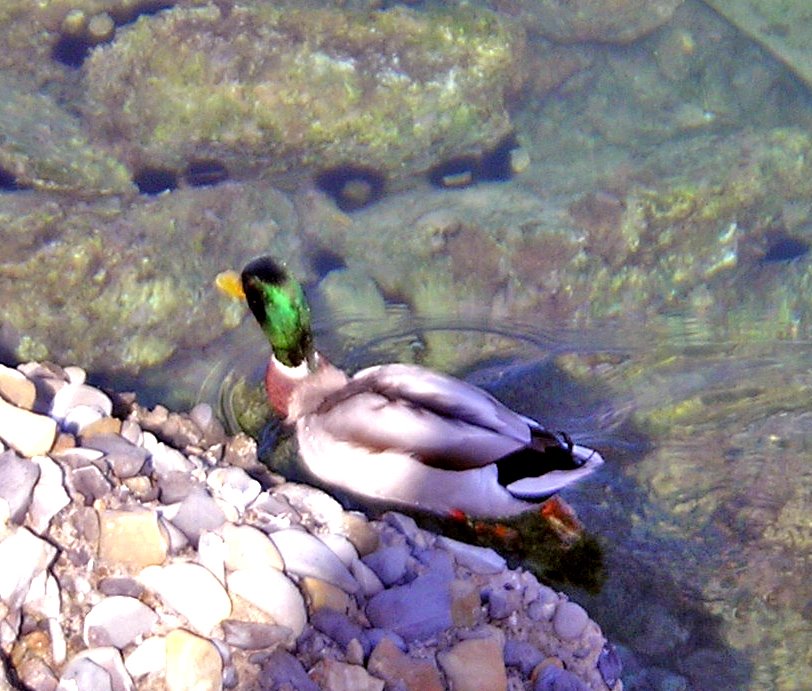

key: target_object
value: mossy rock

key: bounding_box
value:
[81,2,523,186]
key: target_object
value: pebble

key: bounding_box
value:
[97,509,168,569]
[168,486,226,547]
[138,562,232,635]
[124,636,166,678]
[50,383,113,424]
[0,363,36,409]
[350,556,385,597]
[367,636,444,691]
[269,527,359,594]
[259,649,319,691]
[309,659,384,691]
[301,576,352,614]
[227,566,307,644]
[0,451,41,523]
[58,647,133,691]
[219,522,284,571]
[437,637,508,691]
[71,465,113,503]
[207,466,260,514]
[83,434,149,479]
[221,619,292,650]
[0,526,58,609]
[164,628,223,691]
[436,535,507,574]
[362,544,409,586]
[535,665,590,691]
[29,456,71,533]
[83,596,159,648]
[0,397,56,457]
[553,601,589,641]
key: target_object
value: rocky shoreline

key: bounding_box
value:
[0,360,621,690]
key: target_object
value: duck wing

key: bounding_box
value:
[310,363,559,470]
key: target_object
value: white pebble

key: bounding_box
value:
[0,398,56,458]
[124,636,166,678]
[83,596,159,649]
[0,526,57,609]
[29,456,70,534]
[269,528,358,594]
[553,601,589,640]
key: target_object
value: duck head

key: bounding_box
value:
[240,256,315,369]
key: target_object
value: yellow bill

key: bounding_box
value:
[215,269,245,300]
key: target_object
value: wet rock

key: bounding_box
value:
[97,510,168,569]
[362,544,409,586]
[70,465,113,503]
[367,636,444,691]
[553,602,589,641]
[0,364,36,409]
[139,562,232,635]
[436,535,506,574]
[0,397,56,457]
[259,650,319,691]
[269,528,358,594]
[220,522,284,572]
[169,486,226,547]
[221,620,291,650]
[83,596,158,648]
[437,637,507,691]
[227,566,306,644]
[366,562,453,642]
[0,527,57,609]
[82,434,148,479]
[309,659,384,691]
[0,451,40,524]
[164,628,222,691]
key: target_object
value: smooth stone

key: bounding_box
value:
[301,576,351,614]
[0,364,36,409]
[318,532,358,567]
[57,658,113,691]
[534,665,590,691]
[83,434,149,479]
[269,528,359,594]
[504,639,545,676]
[368,637,444,691]
[486,585,522,620]
[24,570,61,619]
[362,544,409,586]
[83,596,159,648]
[97,510,168,569]
[0,451,41,524]
[124,636,166,678]
[0,527,58,609]
[436,535,507,574]
[70,465,113,503]
[206,467,261,514]
[220,523,284,572]
[29,456,70,533]
[221,620,292,650]
[119,420,142,446]
[50,383,113,422]
[450,579,481,628]
[165,629,222,691]
[309,659,384,691]
[341,513,379,556]
[383,512,424,545]
[437,637,507,691]
[97,577,144,598]
[597,644,623,687]
[271,484,347,530]
[143,435,195,476]
[350,557,384,597]
[227,567,306,645]
[197,531,226,584]
[17,656,59,691]
[0,397,56,457]
[168,487,226,548]
[259,650,319,691]
[77,416,122,440]
[157,471,197,504]
[62,405,108,435]
[310,608,366,655]
[59,647,134,691]
[63,366,87,385]
[366,566,453,642]
[553,601,589,641]
[139,563,232,635]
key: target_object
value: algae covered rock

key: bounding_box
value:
[492,0,682,43]
[81,2,524,186]
[0,181,301,373]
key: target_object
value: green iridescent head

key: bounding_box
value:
[241,256,314,368]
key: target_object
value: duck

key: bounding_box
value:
[217,255,604,518]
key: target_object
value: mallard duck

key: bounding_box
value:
[218,256,604,518]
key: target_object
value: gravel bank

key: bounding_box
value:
[0,361,621,690]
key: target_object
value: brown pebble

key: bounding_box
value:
[530,657,565,682]
[78,416,122,440]
[367,637,444,691]
[451,579,481,628]
[97,509,168,569]
[0,365,36,409]
[437,637,507,691]
[301,576,351,614]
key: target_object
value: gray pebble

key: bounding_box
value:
[486,585,522,620]
[158,471,198,504]
[259,650,319,691]
[597,644,623,687]
[57,657,113,691]
[169,486,226,547]
[97,577,144,598]
[383,512,423,545]
[0,450,41,524]
[553,601,589,640]
[83,596,158,648]
[269,528,359,594]
[504,638,545,676]
[362,544,409,586]
[436,535,506,574]
[366,564,453,642]
[311,608,367,655]
[207,466,261,514]
[62,405,107,434]
[119,419,143,446]
[221,620,292,650]
[350,558,384,597]
[70,465,112,504]
[29,455,71,534]
[83,434,149,479]
[50,383,112,423]
[534,665,590,691]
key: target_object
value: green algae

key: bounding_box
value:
[82,2,521,185]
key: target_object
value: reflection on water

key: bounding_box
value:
[191,312,809,689]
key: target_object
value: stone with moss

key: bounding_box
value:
[81,2,523,186]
